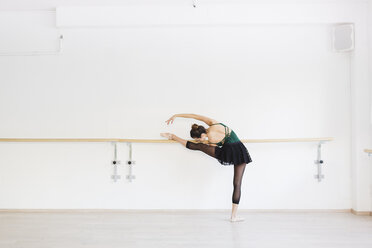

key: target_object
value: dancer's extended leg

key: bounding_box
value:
[185,141,217,158]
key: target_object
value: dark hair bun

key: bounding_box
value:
[190,123,206,138]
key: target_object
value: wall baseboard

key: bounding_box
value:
[0,209,368,215]
[350,208,372,216]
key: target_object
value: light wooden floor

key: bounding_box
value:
[0,212,371,248]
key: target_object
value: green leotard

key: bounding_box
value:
[208,123,240,146]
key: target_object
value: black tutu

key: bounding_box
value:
[215,141,252,166]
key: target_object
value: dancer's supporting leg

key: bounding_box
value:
[185,139,247,222]
[164,133,246,222]
[231,162,246,222]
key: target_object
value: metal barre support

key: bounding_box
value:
[126,142,136,182]
[111,142,121,182]
[314,141,326,182]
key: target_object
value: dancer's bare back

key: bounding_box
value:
[206,123,231,146]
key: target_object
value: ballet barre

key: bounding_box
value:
[364,149,372,156]
[0,137,333,182]
[0,137,333,143]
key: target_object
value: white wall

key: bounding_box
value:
[368,0,372,212]
[0,1,370,210]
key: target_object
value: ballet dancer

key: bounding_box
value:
[160,113,252,222]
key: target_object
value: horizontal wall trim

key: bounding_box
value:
[0,209,359,214]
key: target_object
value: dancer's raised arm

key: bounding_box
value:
[165,113,217,126]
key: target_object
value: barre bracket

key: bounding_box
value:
[314,141,326,182]
[111,142,121,182]
[126,142,136,182]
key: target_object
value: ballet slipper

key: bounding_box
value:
[230,216,245,222]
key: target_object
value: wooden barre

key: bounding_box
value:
[0,137,334,143]
[364,149,372,154]
[0,137,333,183]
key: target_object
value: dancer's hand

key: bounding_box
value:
[160,132,173,140]
[165,115,176,125]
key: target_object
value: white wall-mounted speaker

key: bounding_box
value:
[332,23,354,52]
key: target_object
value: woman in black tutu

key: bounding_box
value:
[160,113,252,222]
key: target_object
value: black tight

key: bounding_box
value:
[232,163,246,204]
[186,141,246,204]
[186,141,217,158]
